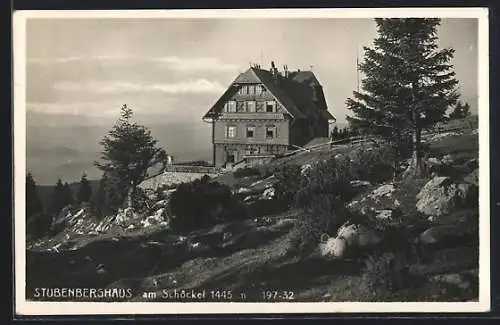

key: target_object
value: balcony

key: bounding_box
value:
[214,137,288,145]
[220,112,284,120]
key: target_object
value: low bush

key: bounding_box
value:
[290,157,357,254]
[26,212,54,241]
[348,145,400,184]
[233,167,262,179]
[272,164,302,208]
[168,179,246,234]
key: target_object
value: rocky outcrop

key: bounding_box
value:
[417,224,476,246]
[318,222,382,260]
[463,168,479,187]
[416,176,477,216]
[347,183,400,223]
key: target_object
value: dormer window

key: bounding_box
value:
[255,84,263,94]
[225,101,236,113]
[239,85,248,95]
[246,101,256,112]
[248,85,255,95]
[266,101,276,113]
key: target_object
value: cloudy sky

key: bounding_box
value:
[26,17,478,124]
[24,16,479,184]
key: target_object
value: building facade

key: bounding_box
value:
[202,63,336,168]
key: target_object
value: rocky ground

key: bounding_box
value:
[25,120,480,303]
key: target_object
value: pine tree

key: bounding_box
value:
[95,104,167,209]
[49,179,65,214]
[76,173,92,204]
[62,182,74,207]
[26,172,43,220]
[449,100,471,120]
[331,126,339,140]
[90,173,107,217]
[340,128,347,139]
[346,18,459,177]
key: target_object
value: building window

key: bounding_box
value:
[255,84,262,95]
[236,101,245,112]
[246,126,255,138]
[266,125,277,139]
[248,85,255,95]
[226,101,236,113]
[226,126,237,138]
[239,85,248,95]
[246,101,256,112]
[266,101,276,112]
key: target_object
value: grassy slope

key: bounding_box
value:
[26,119,479,302]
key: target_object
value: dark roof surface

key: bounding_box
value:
[203,67,335,121]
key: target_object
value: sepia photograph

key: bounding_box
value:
[13,8,489,315]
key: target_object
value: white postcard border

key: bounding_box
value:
[13,7,491,315]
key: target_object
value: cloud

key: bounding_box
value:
[52,79,225,95]
[28,55,238,72]
[26,101,128,117]
[155,56,237,72]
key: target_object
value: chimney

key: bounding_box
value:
[283,64,289,78]
[270,61,278,83]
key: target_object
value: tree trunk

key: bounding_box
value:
[410,126,426,177]
[126,183,135,209]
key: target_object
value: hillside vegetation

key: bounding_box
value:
[25,118,479,302]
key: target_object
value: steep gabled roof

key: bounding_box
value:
[203,67,335,121]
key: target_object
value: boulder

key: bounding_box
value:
[416,177,460,216]
[457,183,478,205]
[463,168,479,187]
[427,157,442,167]
[115,208,141,227]
[464,159,479,172]
[151,199,168,210]
[261,187,275,200]
[349,180,372,190]
[188,241,210,254]
[441,154,454,165]
[375,209,393,221]
[336,222,382,248]
[417,224,475,246]
[430,273,471,290]
[300,164,313,175]
[318,236,347,259]
[371,184,395,199]
[236,187,251,194]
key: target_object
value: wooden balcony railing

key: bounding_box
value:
[219,113,284,120]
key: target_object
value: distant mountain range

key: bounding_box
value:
[26,111,345,185]
[27,113,214,185]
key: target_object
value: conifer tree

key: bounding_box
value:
[90,172,107,217]
[95,104,167,209]
[49,179,65,214]
[26,172,43,220]
[449,100,471,120]
[346,18,458,176]
[62,182,74,207]
[76,173,92,204]
[331,126,339,140]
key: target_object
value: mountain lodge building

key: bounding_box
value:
[202,62,336,168]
